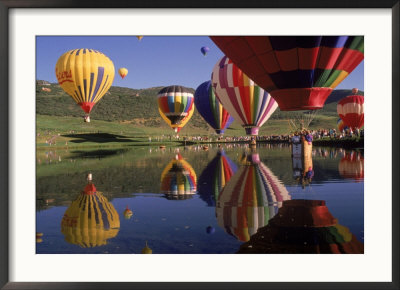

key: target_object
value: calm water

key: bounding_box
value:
[36,144,364,254]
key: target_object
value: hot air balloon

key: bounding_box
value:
[210,36,364,111]
[216,151,291,242]
[61,182,120,248]
[158,85,195,126]
[194,81,234,134]
[200,46,210,56]
[160,154,197,198]
[136,36,143,41]
[141,241,152,254]
[211,56,278,136]
[158,102,194,134]
[337,88,364,130]
[55,49,115,121]
[339,151,364,181]
[123,206,133,219]
[197,150,237,206]
[337,118,348,132]
[118,67,128,79]
[237,199,364,254]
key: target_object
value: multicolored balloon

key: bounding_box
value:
[158,104,194,134]
[211,56,278,135]
[61,182,120,248]
[200,46,210,56]
[194,81,234,134]
[210,36,364,111]
[160,154,197,197]
[158,85,195,126]
[118,67,128,79]
[55,48,115,115]
[337,88,364,129]
[237,199,364,254]
[216,151,291,241]
[197,150,238,206]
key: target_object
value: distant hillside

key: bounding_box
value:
[36,81,363,125]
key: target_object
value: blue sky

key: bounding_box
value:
[36,36,364,91]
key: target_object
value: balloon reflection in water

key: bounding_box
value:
[339,151,364,181]
[160,154,197,199]
[61,183,120,248]
[237,199,364,254]
[197,150,238,206]
[216,151,291,242]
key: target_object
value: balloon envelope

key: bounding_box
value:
[337,92,364,129]
[118,67,128,79]
[200,46,210,56]
[61,183,120,248]
[237,199,364,254]
[339,151,364,181]
[160,154,197,197]
[194,81,234,134]
[210,36,364,111]
[55,48,115,114]
[211,56,278,136]
[158,85,195,126]
[216,152,291,241]
[197,150,238,206]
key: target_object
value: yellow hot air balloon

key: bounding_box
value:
[136,36,143,41]
[61,183,120,248]
[158,105,194,134]
[55,48,115,121]
[118,67,128,79]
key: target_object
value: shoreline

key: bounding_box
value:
[36,136,364,150]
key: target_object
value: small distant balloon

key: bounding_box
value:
[141,241,152,254]
[206,226,215,234]
[136,36,143,41]
[200,46,210,56]
[118,68,128,79]
[123,206,133,219]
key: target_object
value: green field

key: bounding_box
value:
[36,114,339,149]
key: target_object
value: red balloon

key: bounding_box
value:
[337,90,364,129]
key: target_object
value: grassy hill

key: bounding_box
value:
[36,81,363,137]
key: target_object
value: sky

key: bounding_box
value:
[36,36,364,91]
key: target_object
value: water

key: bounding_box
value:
[36,144,364,254]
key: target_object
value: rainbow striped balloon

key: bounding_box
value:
[158,86,194,126]
[194,81,234,134]
[160,154,197,197]
[216,152,291,241]
[211,56,278,136]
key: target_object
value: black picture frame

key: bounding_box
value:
[1,1,399,289]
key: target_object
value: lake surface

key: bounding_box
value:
[36,144,364,254]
